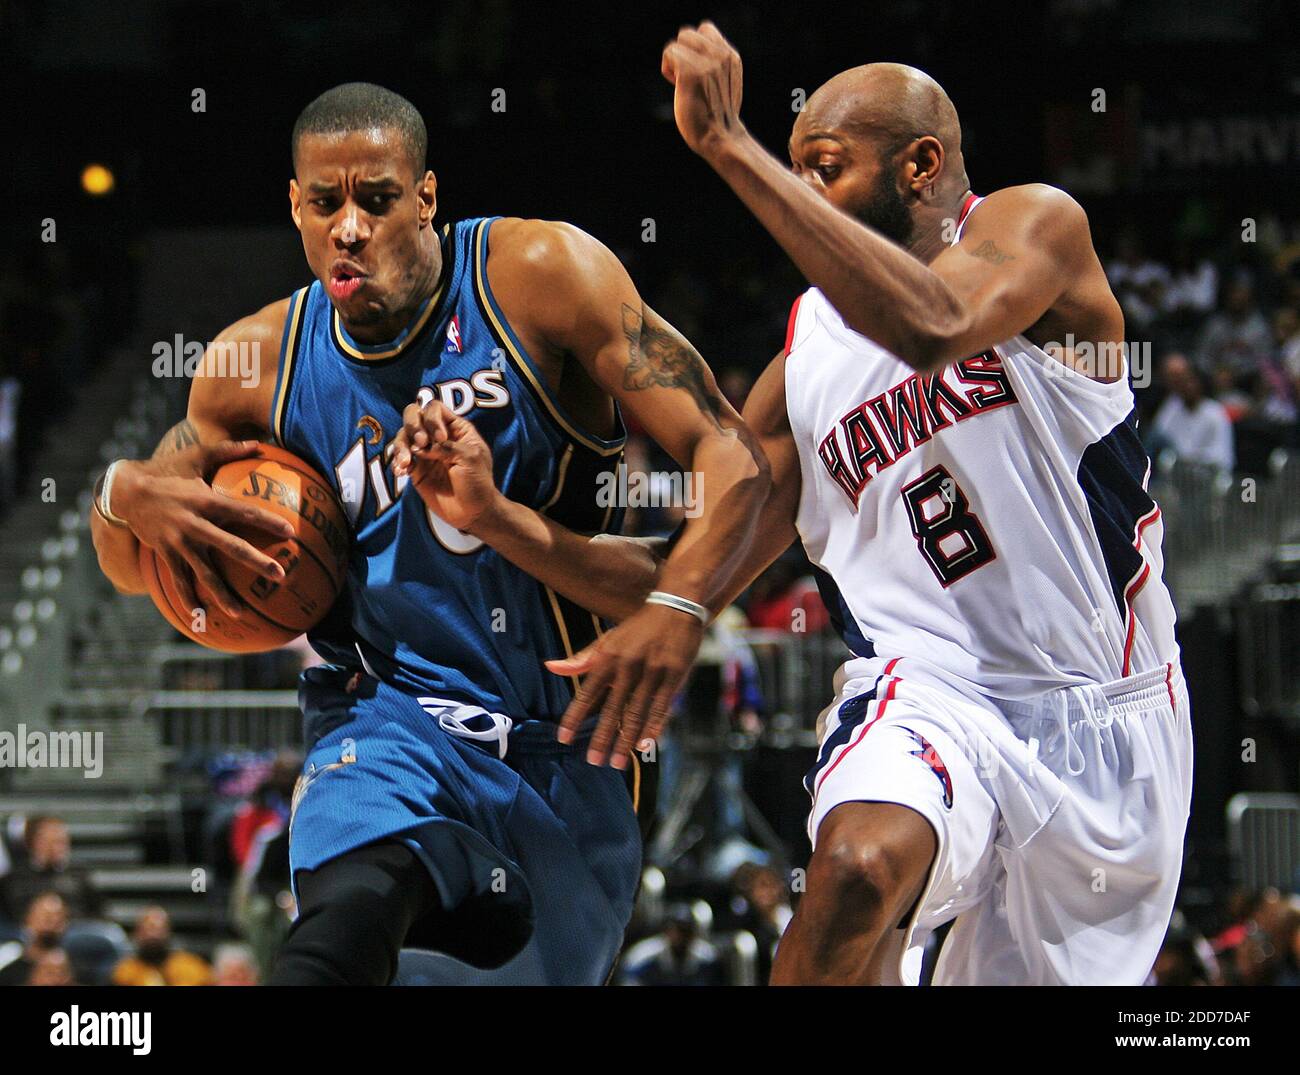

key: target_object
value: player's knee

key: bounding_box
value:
[810,807,932,923]
[813,837,900,919]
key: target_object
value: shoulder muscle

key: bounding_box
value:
[187,297,291,441]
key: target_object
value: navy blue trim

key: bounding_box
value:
[804,681,880,797]
[810,564,876,658]
[1076,409,1156,614]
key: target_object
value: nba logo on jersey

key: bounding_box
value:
[445,315,463,353]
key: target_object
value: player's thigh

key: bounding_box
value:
[807,711,1000,936]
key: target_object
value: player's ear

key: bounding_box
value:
[289,178,303,230]
[417,171,438,228]
[906,135,945,197]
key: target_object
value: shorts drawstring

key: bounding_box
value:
[418,697,514,759]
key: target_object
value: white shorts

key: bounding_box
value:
[805,654,1194,986]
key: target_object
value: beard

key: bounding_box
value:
[137,939,171,966]
[853,170,914,247]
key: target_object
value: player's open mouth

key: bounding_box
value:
[328,262,369,299]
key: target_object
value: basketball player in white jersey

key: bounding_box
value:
[395,24,1192,985]
[644,22,1194,985]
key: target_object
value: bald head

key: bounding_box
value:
[801,63,964,175]
[790,63,969,249]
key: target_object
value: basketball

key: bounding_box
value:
[138,444,349,652]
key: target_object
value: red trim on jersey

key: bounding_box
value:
[1121,505,1163,675]
[814,658,902,798]
[784,294,804,353]
[1121,562,1152,676]
[955,192,981,233]
[1134,505,1162,552]
[1165,662,1177,715]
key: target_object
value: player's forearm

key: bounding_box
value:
[651,428,771,609]
[702,131,968,368]
[89,491,147,595]
[469,494,665,622]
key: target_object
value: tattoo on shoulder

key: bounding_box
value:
[154,419,200,457]
[964,239,1015,266]
[620,304,724,430]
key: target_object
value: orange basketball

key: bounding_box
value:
[139,444,350,653]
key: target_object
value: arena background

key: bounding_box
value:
[1,0,1298,987]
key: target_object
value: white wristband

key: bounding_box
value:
[646,590,710,625]
[97,460,130,527]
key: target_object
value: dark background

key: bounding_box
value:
[10,0,1300,364]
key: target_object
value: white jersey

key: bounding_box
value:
[785,195,1179,700]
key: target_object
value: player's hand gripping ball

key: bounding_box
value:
[139,445,349,652]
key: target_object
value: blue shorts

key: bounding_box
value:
[288,664,643,985]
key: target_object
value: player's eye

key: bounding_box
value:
[816,163,841,181]
[366,193,398,212]
[311,197,340,213]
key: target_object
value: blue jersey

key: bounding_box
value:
[269,217,627,721]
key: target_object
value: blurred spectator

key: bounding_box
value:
[1226,890,1299,987]
[231,824,294,982]
[0,891,70,986]
[723,863,793,984]
[212,943,260,986]
[1151,353,1235,471]
[1196,277,1272,377]
[0,360,18,511]
[27,947,77,987]
[0,815,101,922]
[1276,306,1300,380]
[719,366,755,412]
[744,553,830,634]
[1149,911,1222,986]
[1163,243,1219,318]
[618,905,727,986]
[111,906,211,986]
[229,751,299,869]
[1108,233,1170,332]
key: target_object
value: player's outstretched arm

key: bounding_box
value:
[661,23,1120,374]
[393,398,667,622]
[392,351,800,626]
[489,219,772,769]
[89,303,295,616]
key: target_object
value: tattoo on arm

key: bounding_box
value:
[618,303,766,469]
[964,240,1016,266]
[153,419,200,458]
[620,304,725,430]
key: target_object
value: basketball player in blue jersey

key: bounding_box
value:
[88,82,769,985]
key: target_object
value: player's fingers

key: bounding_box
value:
[545,650,597,678]
[199,439,263,471]
[639,684,678,756]
[698,20,734,51]
[556,658,613,743]
[675,26,712,53]
[609,669,663,772]
[184,544,244,619]
[163,548,203,619]
[394,406,420,471]
[662,43,697,80]
[203,490,295,541]
[661,43,676,82]
[190,517,285,581]
[589,662,641,766]
[401,402,431,452]
[420,400,450,445]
